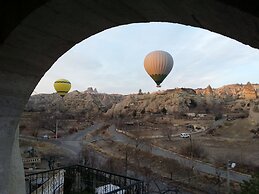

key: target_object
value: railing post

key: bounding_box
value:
[47,171,50,193]
[29,178,32,194]
[36,175,38,194]
[93,169,96,191]
[41,173,43,194]
[53,170,55,193]
[58,170,60,193]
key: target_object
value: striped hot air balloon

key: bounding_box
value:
[54,79,71,97]
[144,50,174,87]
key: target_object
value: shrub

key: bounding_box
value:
[132,110,137,118]
[32,130,38,137]
[20,124,26,130]
[253,105,259,113]
[240,173,259,194]
[180,142,207,159]
[68,128,78,134]
[215,112,223,121]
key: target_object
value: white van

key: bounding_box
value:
[95,184,125,194]
[180,133,190,138]
[42,134,49,139]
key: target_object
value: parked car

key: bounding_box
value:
[42,134,49,139]
[180,133,190,138]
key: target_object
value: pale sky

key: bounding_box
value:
[34,22,259,95]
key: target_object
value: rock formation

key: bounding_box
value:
[24,83,258,124]
[204,85,213,96]
[195,83,258,100]
[242,82,257,100]
[25,89,124,118]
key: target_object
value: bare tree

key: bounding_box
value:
[162,127,173,141]
[31,113,41,137]
[250,127,259,138]
[142,167,155,193]
[215,168,224,193]
[101,158,124,175]
[123,144,131,176]
[132,110,137,118]
[180,142,207,159]
[81,147,99,168]
[152,179,180,194]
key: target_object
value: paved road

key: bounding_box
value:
[20,122,251,183]
[54,123,103,156]
[107,125,251,183]
[20,123,102,157]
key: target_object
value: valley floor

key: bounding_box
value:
[20,116,259,193]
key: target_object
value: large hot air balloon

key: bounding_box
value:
[144,50,174,87]
[54,79,71,97]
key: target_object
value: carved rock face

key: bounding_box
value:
[243,82,257,100]
[204,85,213,96]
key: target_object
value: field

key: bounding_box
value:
[19,105,259,193]
[122,117,259,174]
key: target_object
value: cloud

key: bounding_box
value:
[34,23,259,95]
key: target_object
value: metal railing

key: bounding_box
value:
[25,165,145,194]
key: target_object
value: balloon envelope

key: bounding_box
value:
[144,50,173,87]
[54,79,71,97]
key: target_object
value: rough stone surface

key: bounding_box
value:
[9,127,26,194]
[242,82,257,100]
[1,0,259,48]
[204,85,214,96]
[0,71,37,194]
[25,90,123,114]
[24,84,258,128]
[1,1,259,193]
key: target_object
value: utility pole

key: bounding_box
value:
[187,133,193,184]
[190,134,193,168]
[226,160,236,194]
[55,119,59,139]
[189,134,194,172]
[125,147,128,176]
[227,161,230,194]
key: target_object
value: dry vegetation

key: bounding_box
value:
[20,84,259,193]
[81,141,231,193]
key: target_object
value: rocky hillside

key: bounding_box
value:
[24,83,259,121]
[105,88,224,119]
[20,83,259,138]
[195,82,258,100]
[25,90,124,118]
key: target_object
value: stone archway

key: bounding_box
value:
[1,1,259,193]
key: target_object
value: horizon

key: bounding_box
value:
[34,22,259,95]
[33,81,258,96]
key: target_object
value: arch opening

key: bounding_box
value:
[1,1,259,193]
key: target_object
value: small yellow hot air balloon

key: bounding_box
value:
[144,50,174,87]
[54,79,71,97]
